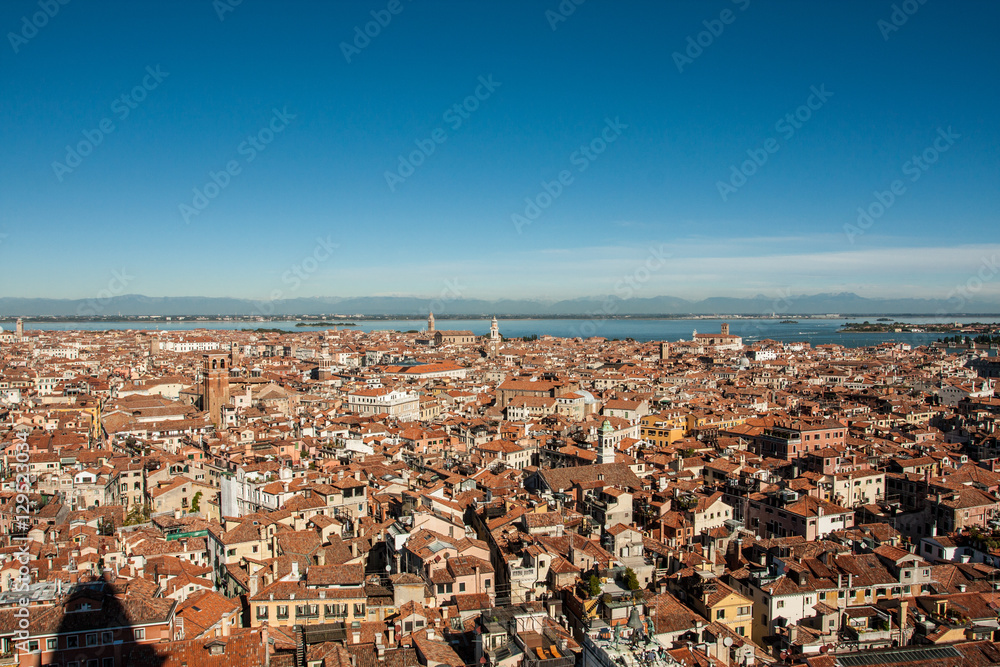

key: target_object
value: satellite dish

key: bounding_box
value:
[723,637,733,647]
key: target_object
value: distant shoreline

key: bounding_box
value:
[840,322,1000,333]
[294,322,358,327]
[5,313,1000,323]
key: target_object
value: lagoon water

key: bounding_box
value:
[15,317,998,349]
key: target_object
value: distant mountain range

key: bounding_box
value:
[2,293,999,318]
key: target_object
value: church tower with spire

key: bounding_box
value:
[427,312,435,332]
[487,316,500,358]
[598,419,615,465]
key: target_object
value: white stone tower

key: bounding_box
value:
[598,419,615,465]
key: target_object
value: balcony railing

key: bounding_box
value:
[844,626,893,642]
[587,497,609,510]
[522,652,574,667]
[485,643,513,662]
[513,636,573,667]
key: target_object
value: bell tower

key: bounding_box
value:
[488,316,500,358]
[202,352,230,429]
[427,312,435,332]
[598,419,615,465]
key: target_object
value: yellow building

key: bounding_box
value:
[640,413,686,446]
[696,580,754,637]
[686,410,748,434]
[249,576,368,629]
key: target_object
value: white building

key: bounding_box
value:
[160,338,224,353]
[220,466,293,517]
[347,386,419,421]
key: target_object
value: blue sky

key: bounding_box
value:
[1,0,998,302]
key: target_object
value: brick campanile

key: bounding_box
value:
[202,352,230,428]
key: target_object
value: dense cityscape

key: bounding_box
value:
[0,315,998,667]
[5,0,999,665]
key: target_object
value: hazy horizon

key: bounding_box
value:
[4,291,1000,319]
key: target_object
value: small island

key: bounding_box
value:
[840,321,1000,334]
[779,320,798,324]
[937,333,1000,348]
